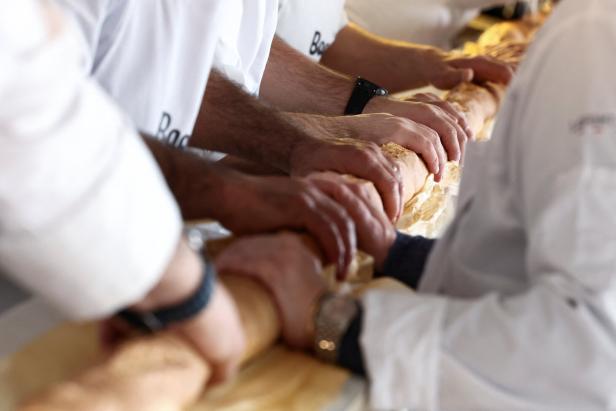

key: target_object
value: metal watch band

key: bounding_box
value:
[343,77,389,115]
[314,292,360,363]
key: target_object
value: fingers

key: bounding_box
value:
[351,144,403,221]
[433,67,474,89]
[311,189,357,278]
[449,56,514,85]
[412,123,447,182]
[409,93,473,141]
[411,103,467,163]
[307,175,394,277]
[299,187,356,278]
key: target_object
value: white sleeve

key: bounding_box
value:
[48,0,112,71]
[0,1,182,321]
[360,12,616,411]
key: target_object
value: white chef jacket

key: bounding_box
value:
[0,0,182,321]
[276,0,347,61]
[214,0,278,94]
[346,0,516,49]
[360,1,616,409]
[52,0,228,149]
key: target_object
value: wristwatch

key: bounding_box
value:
[117,227,216,333]
[344,77,389,115]
[314,292,360,363]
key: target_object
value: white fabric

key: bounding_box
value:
[361,1,616,409]
[345,0,516,49]
[53,0,228,149]
[276,0,348,61]
[214,0,278,94]
[0,0,182,321]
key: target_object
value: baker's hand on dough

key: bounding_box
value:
[216,173,359,279]
[102,238,246,384]
[431,51,514,89]
[305,172,397,272]
[215,233,327,349]
[290,135,403,222]
[332,113,447,181]
[365,96,469,170]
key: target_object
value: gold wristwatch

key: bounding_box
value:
[314,292,360,363]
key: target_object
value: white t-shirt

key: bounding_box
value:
[0,0,181,321]
[213,0,278,95]
[53,0,227,148]
[346,0,515,49]
[360,1,616,409]
[276,0,348,61]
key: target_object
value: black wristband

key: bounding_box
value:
[376,232,435,289]
[344,77,389,115]
[117,259,216,333]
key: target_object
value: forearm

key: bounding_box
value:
[217,155,284,176]
[190,71,311,172]
[142,136,230,221]
[260,36,356,115]
[321,24,431,93]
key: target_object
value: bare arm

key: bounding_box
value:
[142,136,370,278]
[322,24,513,93]
[260,36,356,115]
[190,70,312,173]
[188,71,403,220]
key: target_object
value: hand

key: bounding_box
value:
[365,96,470,174]
[483,41,527,68]
[305,172,396,270]
[420,48,514,89]
[290,136,403,222]
[215,172,357,278]
[336,112,451,180]
[215,233,327,349]
[102,239,246,384]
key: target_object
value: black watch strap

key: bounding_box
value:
[117,257,216,333]
[344,77,389,115]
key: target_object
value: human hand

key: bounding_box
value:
[483,41,527,68]
[334,113,446,180]
[422,48,514,89]
[215,172,358,278]
[365,96,470,173]
[306,172,397,271]
[102,238,246,384]
[215,233,327,349]
[290,136,403,222]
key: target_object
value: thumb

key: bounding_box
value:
[434,68,474,89]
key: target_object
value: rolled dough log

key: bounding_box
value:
[19,276,281,411]
[19,235,375,411]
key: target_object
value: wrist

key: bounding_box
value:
[133,238,203,312]
[122,230,219,333]
[288,134,326,177]
[363,95,391,115]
